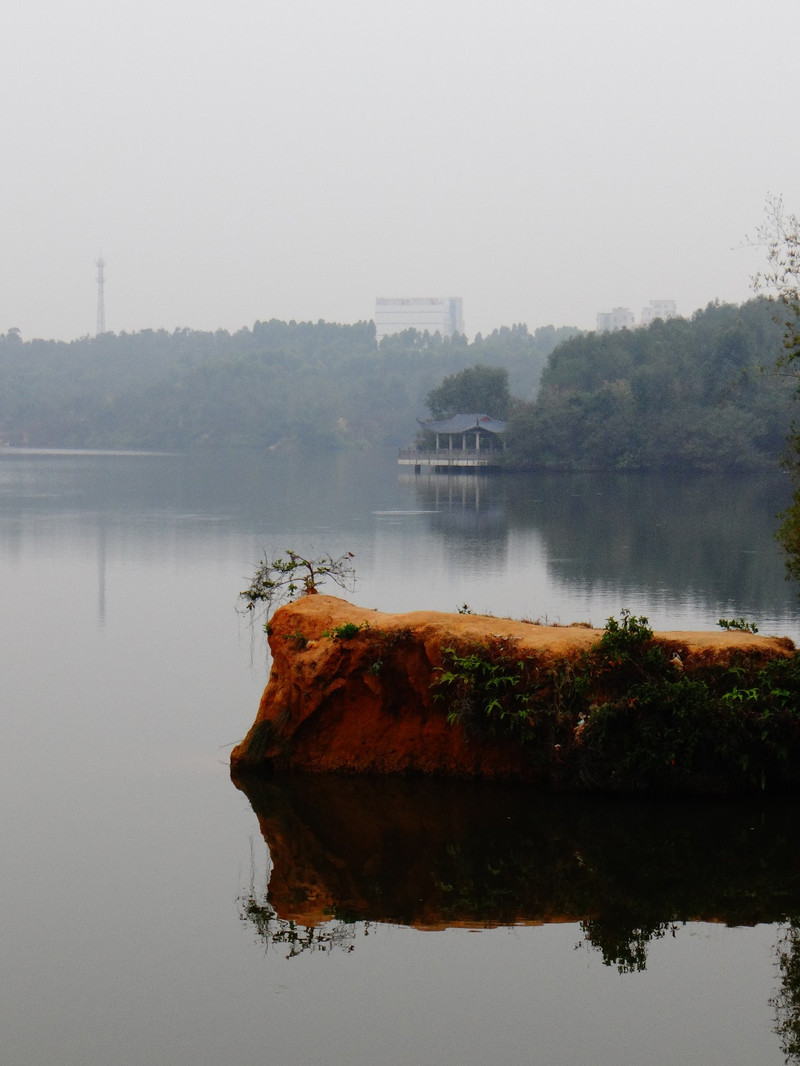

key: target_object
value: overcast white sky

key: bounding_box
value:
[2,0,798,340]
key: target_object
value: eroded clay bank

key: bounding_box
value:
[230,595,799,792]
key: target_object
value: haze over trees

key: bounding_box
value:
[425,365,511,420]
[0,321,572,450]
[0,300,792,475]
[507,298,793,472]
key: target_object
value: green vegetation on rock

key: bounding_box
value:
[434,611,800,794]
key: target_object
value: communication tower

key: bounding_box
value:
[96,256,106,335]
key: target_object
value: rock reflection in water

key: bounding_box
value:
[233,772,800,970]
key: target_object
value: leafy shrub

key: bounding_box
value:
[433,611,800,793]
[718,617,759,633]
[240,550,356,629]
[324,621,368,640]
[435,644,530,734]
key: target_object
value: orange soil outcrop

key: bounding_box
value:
[229,595,795,779]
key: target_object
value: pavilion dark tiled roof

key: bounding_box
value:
[417,413,507,435]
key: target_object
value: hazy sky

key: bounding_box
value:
[3,0,799,340]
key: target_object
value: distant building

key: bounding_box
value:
[596,307,635,333]
[640,299,677,325]
[596,300,678,331]
[375,297,464,343]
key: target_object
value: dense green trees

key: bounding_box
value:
[507,298,793,472]
[425,365,511,420]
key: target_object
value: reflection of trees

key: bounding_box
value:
[579,915,678,974]
[403,466,797,622]
[233,773,800,975]
[505,470,794,617]
[773,918,800,1062]
[236,767,800,1061]
[238,890,366,958]
[237,845,369,958]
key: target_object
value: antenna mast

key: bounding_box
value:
[95,256,106,335]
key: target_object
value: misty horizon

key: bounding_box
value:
[3,0,798,343]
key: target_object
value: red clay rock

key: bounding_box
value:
[229,595,796,779]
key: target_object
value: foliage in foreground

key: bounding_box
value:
[433,610,800,793]
[751,196,800,585]
[774,919,800,1062]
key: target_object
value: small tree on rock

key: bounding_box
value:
[240,550,356,628]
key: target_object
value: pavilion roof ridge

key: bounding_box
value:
[417,412,507,435]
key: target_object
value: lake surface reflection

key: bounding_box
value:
[2,447,800,1065]
[236,773,800,1058]
[236,774,800,947]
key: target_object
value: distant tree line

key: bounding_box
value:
[1,300,792,472]
[0,320,573,450]
[506,298,793,472]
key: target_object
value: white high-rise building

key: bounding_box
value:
[375,297,464,343]
[641,299,677,325]
[596,307,635,333]
[596,300,678,331]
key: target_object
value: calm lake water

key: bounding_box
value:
[3,446,800,1066]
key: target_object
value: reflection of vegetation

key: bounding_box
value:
[773,919,800,1063]
[579,916,678,974]
[238,894,364,958]
[237,849,368,958]
[233,772,800,976]
[433,842,540,925]
[503,469,793,618]
[410,468,796,624]
[432,611,800,794]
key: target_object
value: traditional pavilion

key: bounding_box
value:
[398,413,508,470]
